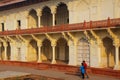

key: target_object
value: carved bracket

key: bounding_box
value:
[45,33,56,46]
[31,34,42,46]
[62,32,69,41]
[67,32,78,46]
[6,36,16,45]
[107,28,120,45]
[18,35,29,43]
[90,30,102,45]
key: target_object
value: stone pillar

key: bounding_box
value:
[51,6,56,26]
[3,42,8,60]
[114,44,120,70]
[51,40,56,64]
[98,43,102,67]
[68,40,78,66]
[52,13,56,26]
[51,45,56,64]
[10,43,17,61]
[67,32,78,66]
[37,10,42,27]
[37,45,42,62]
[74,42,77,65]
[37,41,42,62]
[21,42,29,61]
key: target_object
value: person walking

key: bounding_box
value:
[83,60,89,78]
[80,63,85,79]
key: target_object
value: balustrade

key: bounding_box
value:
[0,18,120,36]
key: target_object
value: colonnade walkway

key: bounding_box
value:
[0,64,119,80]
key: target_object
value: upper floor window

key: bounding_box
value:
[1,23,4,31]
[17,20,21,29]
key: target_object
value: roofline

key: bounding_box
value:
[0,0,25,7]
[0,0,50,11]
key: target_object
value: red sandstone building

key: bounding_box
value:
[0,0,120,74]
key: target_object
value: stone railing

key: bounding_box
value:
[0,18,120,36]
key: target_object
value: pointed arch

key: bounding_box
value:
[1,42,4,60]
[41,6,52,26]
[28,39,38,61]
[42,38,52,63]
[7,42,11,60]
[77,37,90,66]
[102,37,115,68]
[28,9,38,28]
[55,2,69,25]
[56,37,69,64]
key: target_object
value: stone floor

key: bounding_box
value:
[0,71,30,79]
[0,64,119,80]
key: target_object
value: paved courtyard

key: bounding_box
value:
[0,64,119,80]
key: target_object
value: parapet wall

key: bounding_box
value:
[0,61,120,79]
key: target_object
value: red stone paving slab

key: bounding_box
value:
[0,64,119,80]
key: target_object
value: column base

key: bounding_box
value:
[4,58,8,60]
[114,65,120,70]
[97,62,104,68]
[37,59,42,63]
[68,62,77,66]
[51,60,56,64]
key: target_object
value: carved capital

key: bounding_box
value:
[113,39,120,47]
[37,41,42,47]
[36,9,42,16]
[3,42,8,47]
[51,40,57,47]
[51,6,57,14]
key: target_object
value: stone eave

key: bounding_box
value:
[0,0,50,11]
